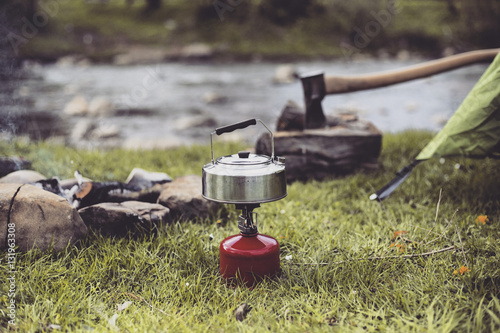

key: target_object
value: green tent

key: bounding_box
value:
[371,52,500,201]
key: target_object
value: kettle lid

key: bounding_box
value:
[217,151,270,166]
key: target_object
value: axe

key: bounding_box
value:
[300,48,500,129]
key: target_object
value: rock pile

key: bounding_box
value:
[0,167,218,251]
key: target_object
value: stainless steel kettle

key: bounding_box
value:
[202,119,287,204]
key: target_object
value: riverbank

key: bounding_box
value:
[10,0,499,64]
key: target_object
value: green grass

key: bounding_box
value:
[1,131,499,332]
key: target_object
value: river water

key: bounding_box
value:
[14,58,489,147]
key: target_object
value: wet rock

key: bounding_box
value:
[272,64,298,84]
[90,123,121,139]
[180,43,214,60]
[78,201,171,237]
[113,46,169,65]
[203,92,228,104]
[0,184,87,251]
[88,97,115,117]
[405,101,419,113]
[157,175,219,220]
[56,55,92,68]
[396,49,411,61]
[174,115,217,130]
[70,119,96,141]
[0,170,46,184]
[126,168,172,191]
[432,114,449,127]
[64,95,88,116]
[0,157,32,177]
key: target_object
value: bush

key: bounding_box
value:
[258,0,324,26]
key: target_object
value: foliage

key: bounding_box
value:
[9,0,500,62]
[257,0,325,26]
[0,131,499,331]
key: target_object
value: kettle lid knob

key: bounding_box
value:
[237,151,251,158]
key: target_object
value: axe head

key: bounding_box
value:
[300,71,326,129]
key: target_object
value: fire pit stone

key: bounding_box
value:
[78,201,171,237]
[0,183,87,252]
[0,170,46,184]
[157,175,221,221]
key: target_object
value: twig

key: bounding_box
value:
[435,188,443,223]
[421,188,442,244]
[289,246,456,266]
[455,227,468,266]
[407,223,449,239]
[424,209,459,247]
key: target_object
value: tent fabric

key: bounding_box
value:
[416,52,500,160]
[371,52,500,201]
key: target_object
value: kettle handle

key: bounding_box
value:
[215,118,257,135]
[210,118,274,164]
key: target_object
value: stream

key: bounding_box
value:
[4,58,489,148]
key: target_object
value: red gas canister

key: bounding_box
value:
[220,232,280,286]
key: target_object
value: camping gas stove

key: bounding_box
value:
[202,119,287,286]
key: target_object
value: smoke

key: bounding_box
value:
[0,2,26,140]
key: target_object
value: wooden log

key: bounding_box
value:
[256,123,381,182]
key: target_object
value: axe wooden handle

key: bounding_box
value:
[325,48,500,95]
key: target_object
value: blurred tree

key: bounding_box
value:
[0,1,35,75]
[144,0,161,12]
[258,0,324,26]
[458,0,500,48]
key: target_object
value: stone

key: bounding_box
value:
[180,43,214,60]
[0,184,87,251]
[90,123,121,139]
[113,46,169,66]
[272,64,298,84]
[0,170,46,184]
[125,168,172,191]
[203,92,228,104]
[78,201,171,237]
[64,95,88,116]
[174,115,217,131]
[235,303,251,321]
[70,119,96,141]
[157,175,218,220]
[106,183,164,204]
[0,157,32,178]
[88,97,115,117]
